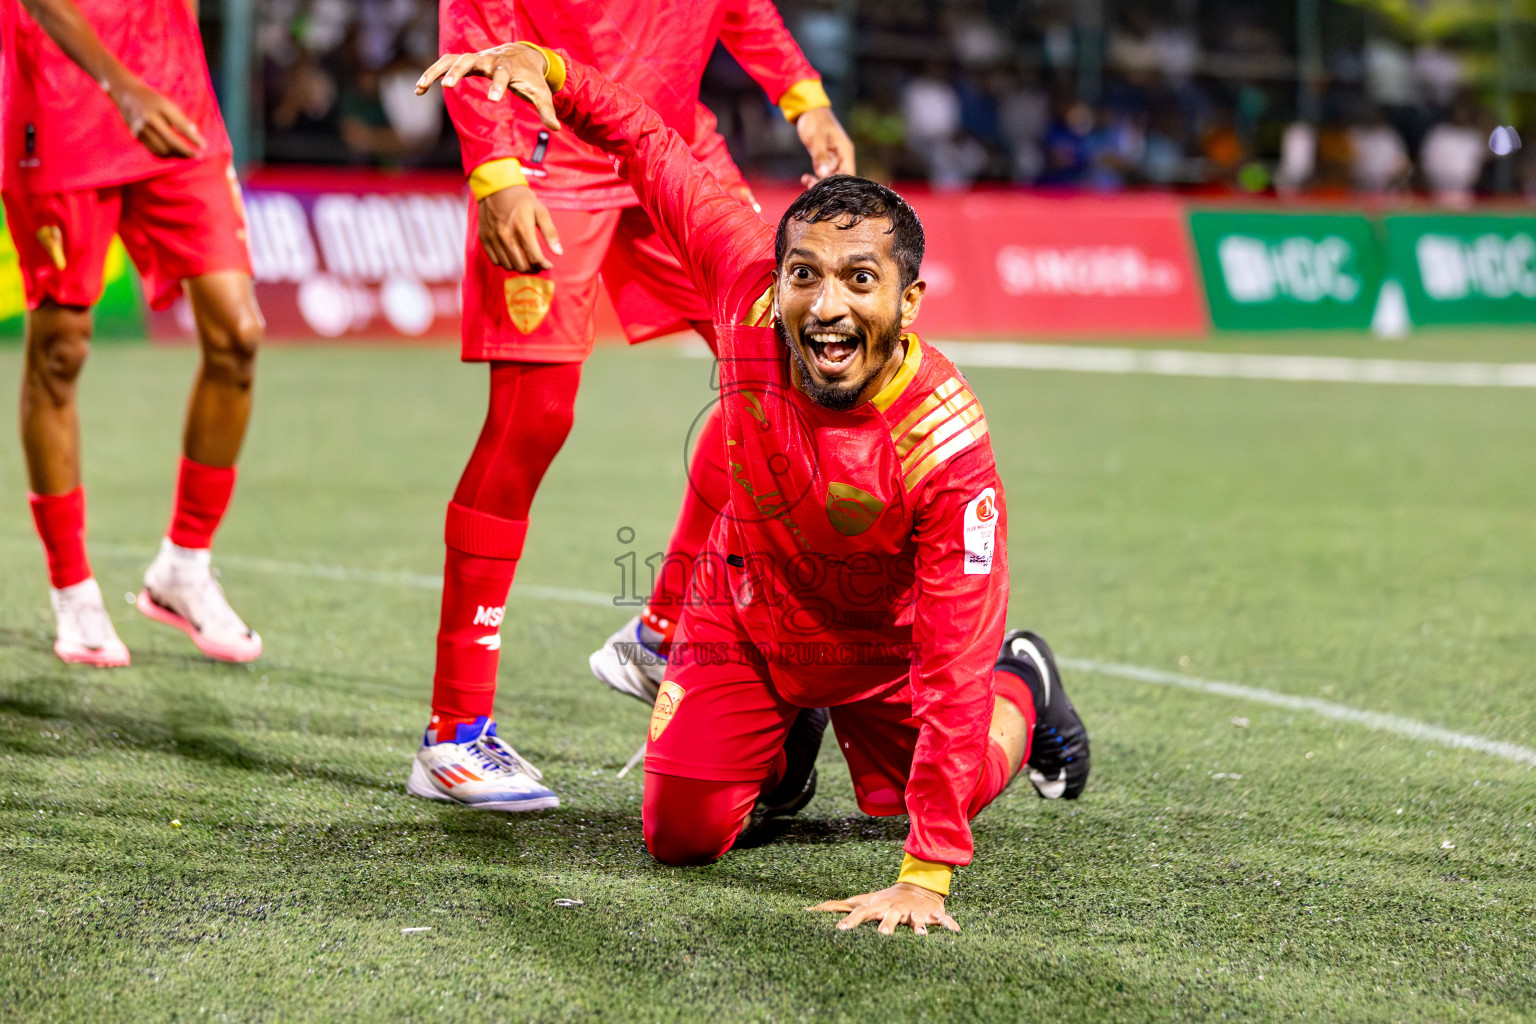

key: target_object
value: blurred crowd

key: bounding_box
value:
[257,0,450,165]
[251,0,1536,201]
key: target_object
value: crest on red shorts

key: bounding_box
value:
[504,275,555,333]
[35,226,66,271]
[649,681,685,741]
[825,482,884,536]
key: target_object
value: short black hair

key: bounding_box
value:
[775,175,925,290]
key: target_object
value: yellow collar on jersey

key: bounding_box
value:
[870,333,922,413]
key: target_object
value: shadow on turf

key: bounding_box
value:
[736,813,908,850]
[0,665,386,793]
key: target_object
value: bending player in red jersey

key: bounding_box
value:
[420,45,1091,931]
[410,0,855,813]
[3,0,263,666]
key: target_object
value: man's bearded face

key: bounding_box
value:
[774,215,908,411]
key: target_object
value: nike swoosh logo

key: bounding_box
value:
[1028,767,1067,799]
[475,634,502,651]
[1013,636,1051,707]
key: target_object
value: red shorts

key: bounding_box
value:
[459,202,716,363]
[1,157,252,312]
[645,596,922,818]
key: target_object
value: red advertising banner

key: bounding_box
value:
[150,172,1207,341]
[755,187,1209,338]
[150,169,472,341]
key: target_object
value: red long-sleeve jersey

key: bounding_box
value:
[439,0,823,208]
[546,53,1010,866]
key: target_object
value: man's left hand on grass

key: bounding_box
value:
[807,882,959,935]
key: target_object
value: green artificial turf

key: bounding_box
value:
[1,336,1534,1023]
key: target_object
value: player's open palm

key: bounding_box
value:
[114,77,204,158]
[808,882,959,935]
[479,185,563,273]
[416,44,562,132]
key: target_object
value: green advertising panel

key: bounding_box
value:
[1188,210,1385,331]
[1383,213,1536,326]
[0,208,144,339]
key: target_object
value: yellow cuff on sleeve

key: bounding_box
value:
[468,158,528,201]
[897,854,953,896]
[778,78,830,123]
[519,42,566,91]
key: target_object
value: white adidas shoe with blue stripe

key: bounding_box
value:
[406,716,559,812]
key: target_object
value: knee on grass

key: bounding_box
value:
[641,773,758,867]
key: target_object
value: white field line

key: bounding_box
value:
[1061,657,1536,768]
[678,341,1536,388]
[681,342,1536,389]
[87,544,1533,768]
[936,342,1536,387]
[90,545,615,608]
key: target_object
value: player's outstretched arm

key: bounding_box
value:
[19,0,205,158]
[718,0,856,186]
[420,44,774,314]
[807,882,960,936]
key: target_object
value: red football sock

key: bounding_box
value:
[430,360,581,734]
[167,456,237,549]
[29,487,92,589]
[643,404,729,643]
[966,668,1039,818]
[431,503,528,727]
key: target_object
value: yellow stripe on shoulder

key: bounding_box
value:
[900,399,984,472]
[888,376,962,445]
[894,387,978,461]
[741,286,774,327]
[903,419,990,491]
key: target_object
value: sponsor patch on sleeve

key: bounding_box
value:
[963,487,998,575]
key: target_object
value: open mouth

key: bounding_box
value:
[804,330,861,377]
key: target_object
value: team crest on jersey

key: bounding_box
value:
[963,487,997,575]
[35,225,66,271]
[825,482,885,536]
[649,681,686,741]
[504,275,555,333]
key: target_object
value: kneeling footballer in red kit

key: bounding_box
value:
[419,44,1091,933]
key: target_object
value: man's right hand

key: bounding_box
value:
[478,185,563,272]
[416,44,562,132]
[112,76,205,158]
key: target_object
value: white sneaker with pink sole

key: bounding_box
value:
[50,577,131,667]
[136,539,262,663]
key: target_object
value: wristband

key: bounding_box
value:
[468,158,528,201]
[778,78,831,123]
[518,42,566,91]
[897,853,952,896]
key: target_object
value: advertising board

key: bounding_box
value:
[1187,210,1384,331]
[1383,213,1536,326]
[756,188,1208,338]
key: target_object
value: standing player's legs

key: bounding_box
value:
[116,161,265,662]
[8,185,132,666]
[587,206,736,701]
[406,205,618,813]
[20,301,132,666]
